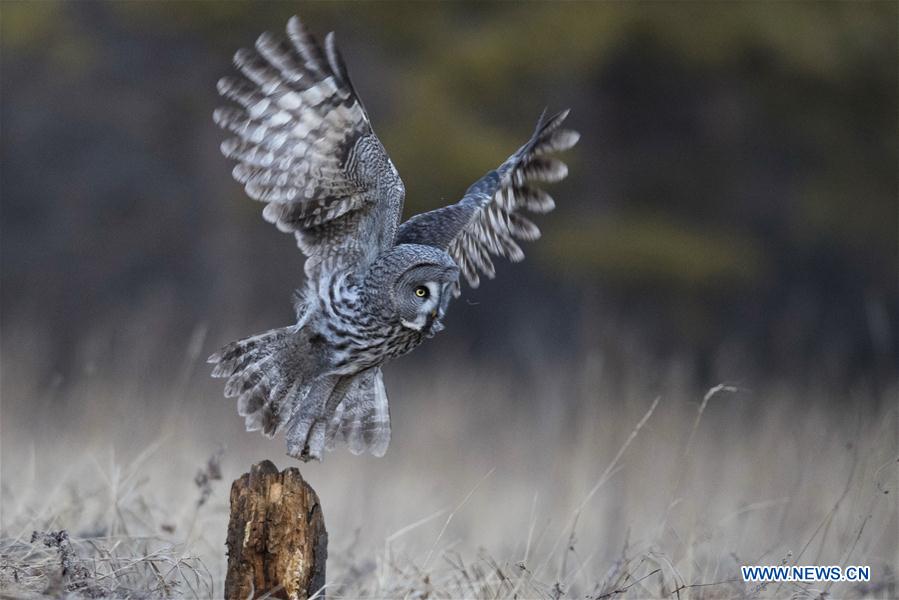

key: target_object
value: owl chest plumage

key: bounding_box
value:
[309,273,425,375]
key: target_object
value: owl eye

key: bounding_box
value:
[414,286,429,298]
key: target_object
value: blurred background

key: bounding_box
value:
[1,2,897,597]
[3,1,896,390]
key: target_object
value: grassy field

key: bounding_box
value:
[1,326,896,599]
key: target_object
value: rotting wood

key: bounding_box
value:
[225,460,327,600]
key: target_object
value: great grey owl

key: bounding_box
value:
[208,16,579,461]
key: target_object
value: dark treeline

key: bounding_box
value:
[2,2,896,392]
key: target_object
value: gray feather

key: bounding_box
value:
[214,15,405,282]
[325,368,391,457]
[396,109,579,292]
[209,16,577,465]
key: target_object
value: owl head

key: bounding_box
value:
[366,244,459,335]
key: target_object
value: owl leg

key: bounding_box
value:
[286,374,351,462]
[323,367,391,457]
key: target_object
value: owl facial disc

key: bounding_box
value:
[401,281,445,331]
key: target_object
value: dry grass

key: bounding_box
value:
[1,326,897,598]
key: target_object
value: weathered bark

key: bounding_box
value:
[225,460,327,600]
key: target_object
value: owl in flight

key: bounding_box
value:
[208,16,579,461]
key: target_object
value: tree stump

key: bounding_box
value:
[225,460,328,600]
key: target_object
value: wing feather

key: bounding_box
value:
[214,16,405,279]
[396,110,578,294]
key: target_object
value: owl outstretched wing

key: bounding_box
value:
[214,16,405,281]
[395,110,578,294]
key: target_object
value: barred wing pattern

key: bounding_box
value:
[213,16,405,279]
[396,110,578,294]
[325,368,390,457]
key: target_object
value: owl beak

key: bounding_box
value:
[424,308,443,337]
[429,320,445,335]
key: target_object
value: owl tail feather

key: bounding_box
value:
[208,327,392,462]
[208,325,308,437]
[285,368,391,462]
